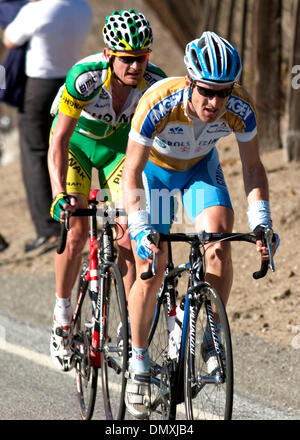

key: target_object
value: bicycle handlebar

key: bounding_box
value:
[141,230,275,281]
[56,207,127,255]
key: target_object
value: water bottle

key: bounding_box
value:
[168,298,185,360]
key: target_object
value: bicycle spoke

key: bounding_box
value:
[147,300,177,420]
[101,264,128,420]
[74,260,98,420]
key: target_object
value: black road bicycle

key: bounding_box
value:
[142,228,275,420]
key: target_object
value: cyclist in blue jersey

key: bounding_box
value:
[122,31,279,418]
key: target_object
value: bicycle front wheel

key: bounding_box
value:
[101,263,128,420]
[74,259,98,420]
[184,284,233,420]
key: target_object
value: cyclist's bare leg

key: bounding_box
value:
[51,194,88,370]
[55,193,89,299]
[114,200,136,299]
[194,205,234,311]
[127,241,167,349]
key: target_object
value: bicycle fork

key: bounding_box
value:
[205,300,226,381]
[187,294,225,395]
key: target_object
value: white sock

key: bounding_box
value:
[129,345,150,373]
[54,294,73,324]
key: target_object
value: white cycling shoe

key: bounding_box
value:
[50,317,74,372]
[125,367,151,419]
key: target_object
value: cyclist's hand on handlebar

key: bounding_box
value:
[254,225,280,261]
[133,229,159,261]
[50,192,77,223]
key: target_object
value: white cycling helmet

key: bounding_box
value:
[102,9,153,51]
[184,31,242,85]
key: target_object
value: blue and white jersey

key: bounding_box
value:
[129,77,257,171]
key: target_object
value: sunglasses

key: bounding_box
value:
[110,52,150,65]
[195,84,233,99]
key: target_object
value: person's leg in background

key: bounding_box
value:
[18,77,64,252]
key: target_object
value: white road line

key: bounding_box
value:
[0,340,192,419]
[0,341,68,373]
[1,341,52,367]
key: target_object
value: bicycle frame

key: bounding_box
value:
[70,197,122,369]
[71,199,102,367]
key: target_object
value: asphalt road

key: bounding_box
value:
[0,271,300,421]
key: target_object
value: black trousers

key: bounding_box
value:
[18,77,64,237]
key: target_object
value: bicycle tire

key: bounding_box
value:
[147,296,177,420]
[74,259,98,420]
[101,263,128,420]
[184,284,233,420]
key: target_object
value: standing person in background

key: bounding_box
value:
[0,0,28,109]
[0,0,28,253]
[2,0,93,252]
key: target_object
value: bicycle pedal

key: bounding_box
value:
[107,356,121,374]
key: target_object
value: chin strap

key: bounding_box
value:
[188,80,194,102]
[112,71,130,87]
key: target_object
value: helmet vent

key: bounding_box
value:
[211,39,222,75]
[191,48,202,73]
[204,50,211,73]
[227,56,232,76]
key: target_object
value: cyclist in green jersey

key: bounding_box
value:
[48,9,166,371]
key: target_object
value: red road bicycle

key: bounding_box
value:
[57,189,128,420]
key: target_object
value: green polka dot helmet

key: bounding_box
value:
[103,9,153,51]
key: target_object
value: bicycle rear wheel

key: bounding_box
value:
[101,263,128,420]
[147,297,177,420]
[74,260,98,420]
[184,284,233,420]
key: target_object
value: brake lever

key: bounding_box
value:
[140,231,160,280]
[57,210,70,255]
[265,228,275,272]
[150,231,160,277]
[65,210,70,231]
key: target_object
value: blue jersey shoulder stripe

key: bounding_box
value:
[139,88,184,138]
[226,95,256,133]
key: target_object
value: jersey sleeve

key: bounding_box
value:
[224,85,258,142]
[58,60,108,120]
[58,85,87,119]
[128,127,153,146]
[130,77,184,142]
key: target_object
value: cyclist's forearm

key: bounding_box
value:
[123,170,146,213]
[48,136,70,197]
[48,113,77,197]
[243,161,269,205]
[238,136,269,204]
